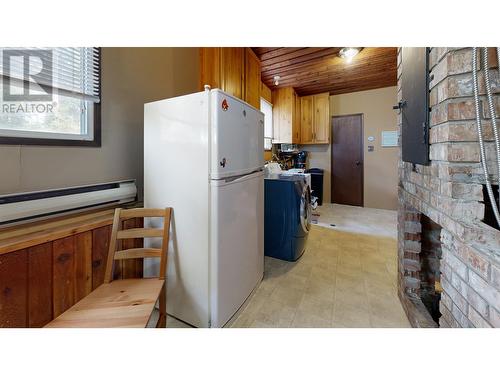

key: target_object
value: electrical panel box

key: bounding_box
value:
[400,47,430,165]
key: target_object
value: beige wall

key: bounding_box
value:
[0,47,199,198]
[302,86,399,210]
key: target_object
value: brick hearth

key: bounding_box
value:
[397,48,500,328]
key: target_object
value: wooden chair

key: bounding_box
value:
[45,207,172,328]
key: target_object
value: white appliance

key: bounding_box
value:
[143,89,264,328]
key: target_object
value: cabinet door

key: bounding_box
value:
[221,48,243,99]
[294,93,301,143]
[300,95,314,143]
[280,88,294,143]
[313,93,330,143]
[244,48,261,109]
[199,47,221,91]
[272,87,290,143]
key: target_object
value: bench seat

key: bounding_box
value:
[45,278,165,328]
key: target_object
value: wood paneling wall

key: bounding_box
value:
[0,218,143,328]
[28,243,52,327]
[253,47,397,96]
[0,250,28,327]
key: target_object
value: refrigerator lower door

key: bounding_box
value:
[210,171,264,327]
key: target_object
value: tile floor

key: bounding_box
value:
[312,203,398,238]
[167,203,411,328]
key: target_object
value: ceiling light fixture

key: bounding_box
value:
[273,75,281,86]
[339,47,361,62]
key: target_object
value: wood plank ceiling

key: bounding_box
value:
[252,47,397,96]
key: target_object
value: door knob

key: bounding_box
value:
[355,161,361,166]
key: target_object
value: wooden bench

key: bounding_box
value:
[45,207,171,328]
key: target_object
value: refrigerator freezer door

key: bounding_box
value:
[211,90,264,179]
[210,171,264,327]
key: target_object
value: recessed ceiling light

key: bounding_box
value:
[339,47,361,62]
[273,75,281,86]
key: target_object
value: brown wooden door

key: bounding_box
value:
[331,114,364,206]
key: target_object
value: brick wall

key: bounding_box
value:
[397,47,500,328]
[420,215,442,322]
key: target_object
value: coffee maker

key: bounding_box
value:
[293,151,307,170]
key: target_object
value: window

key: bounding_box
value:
[260,97,273,150]
[0,47,101,146]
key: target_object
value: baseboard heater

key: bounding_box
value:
[0,180,137,225]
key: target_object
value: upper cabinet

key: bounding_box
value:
[299,92,330,144]
[261,81,272,103]
[272,87,300,144]
[199,47,221,91]
[271,89,330,145]
[199,47,261,109]
[220,48,243,99]
[300,95,314,143]
[313,93,330,143]
[244,48,261,109]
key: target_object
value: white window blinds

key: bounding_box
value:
[260,98,273,150]
[0,47,100,103]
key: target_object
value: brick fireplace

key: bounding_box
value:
[397,48,500,328]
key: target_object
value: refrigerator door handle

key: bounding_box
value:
[225,170,263,183]
[212,170,264,186]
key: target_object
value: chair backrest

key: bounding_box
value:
[104,207,172,283]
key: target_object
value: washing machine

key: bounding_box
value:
[265,162,312,192]
[264,174,311,261]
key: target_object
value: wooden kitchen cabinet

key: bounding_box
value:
[199,47,261,109]
[199,47,221,92]
[295,92,301,136]
[244,48,261,109]
[272,87,300,144]
[313,93,330,143]
[299,92,330,144]
[261,81,272,103]
[293,90,300,143]
[300,95,314,143]
[220,48,243,99]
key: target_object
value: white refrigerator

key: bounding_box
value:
[143,88,264,328]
